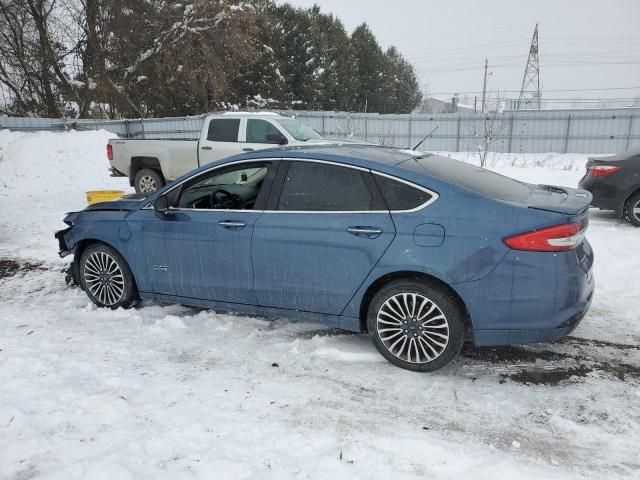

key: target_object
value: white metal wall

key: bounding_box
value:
[290,108,640,154]
[2,108,639,154]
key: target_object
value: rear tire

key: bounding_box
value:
[79,243,139,309]
[623,192,640,227]
[134,168,164,193]
[367,279,465,372]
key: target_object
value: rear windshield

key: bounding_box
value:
[401,155,532,202]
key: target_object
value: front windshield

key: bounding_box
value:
[276,119,323,141]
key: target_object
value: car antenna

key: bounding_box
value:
[412,126,439,151]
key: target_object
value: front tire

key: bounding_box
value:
[79,243,139,309]
[623,192,640,227]
[134,168,164,193]
[367,279,465,372]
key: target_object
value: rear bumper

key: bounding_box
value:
[454,240,595,347]
[473,274,593,346]
[578,175,624,212]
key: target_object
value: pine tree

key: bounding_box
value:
[350,23,386,112]
[381,47,423,113]
[232,1,286,108]
[306,6,352,111]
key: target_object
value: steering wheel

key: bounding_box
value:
[209,189,242,209]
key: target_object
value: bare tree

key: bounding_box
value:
[1,0,260,117]
[465,91,507,168]
[0,0,63,116]
[0,0,98,116]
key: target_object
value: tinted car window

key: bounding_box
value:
[374,175,432,210]
[207,119,240,142]
[278,162,373,211]
[177,162,270,210]
[402,155,531,202]
[246,119,282,143]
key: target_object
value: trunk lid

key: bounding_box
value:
[588,147,640,164]
[521,184,592,216]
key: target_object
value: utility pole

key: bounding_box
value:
[517,23,542,110]
[481,58,488,113]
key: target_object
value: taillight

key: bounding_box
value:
[587,165,619,177]
[504,223,586,252]
[107,144,113,161]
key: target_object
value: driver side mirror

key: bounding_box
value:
[153,194,170,218]
[266,133,287,145]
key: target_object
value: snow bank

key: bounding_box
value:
[0,129,130,261]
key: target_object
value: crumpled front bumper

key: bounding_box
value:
[55,227,80,286]
[55,227,73,257]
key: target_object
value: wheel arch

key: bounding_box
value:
[73,238,139,290]
[621,186,640,215]
[129,156,164,186]
[358,270,472,335]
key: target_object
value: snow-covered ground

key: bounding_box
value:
[1,130,638,479]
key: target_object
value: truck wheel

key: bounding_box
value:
[134,168,164,193]
[623,192,640,227]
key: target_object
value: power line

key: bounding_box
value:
[421,59,640,74]
[423,86,640,95]
[404,37,640,59]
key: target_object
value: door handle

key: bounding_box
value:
[201,146,212,150]
[218,220,246,230]
[347,226,383,238]
[242,148,255,152]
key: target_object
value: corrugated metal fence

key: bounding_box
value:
[2,108,639,153]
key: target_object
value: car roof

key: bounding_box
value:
[229,144,533,203]
[236,143,429,169]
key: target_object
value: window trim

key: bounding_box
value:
[371,171,439,213]
[265,158,439,214]
[144,157,439,214]
[145,159,279,213]
[272,159,377,213]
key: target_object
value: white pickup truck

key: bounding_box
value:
[108,113,337,193]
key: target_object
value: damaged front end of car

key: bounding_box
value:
[55,211,83,286]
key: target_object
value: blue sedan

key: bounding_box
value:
[56,145,594,371]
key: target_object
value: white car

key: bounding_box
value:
[107,113,337,193]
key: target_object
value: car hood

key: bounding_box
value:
[84,193,149,212]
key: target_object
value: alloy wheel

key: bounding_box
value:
[83,251,125,306]
[633,199,640,222]
[376,293,450,364]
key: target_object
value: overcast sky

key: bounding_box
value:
[280,0,640,106]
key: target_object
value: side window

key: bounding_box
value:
[246,119,283,143]
[277,162,373,211]
[207,119,240,142]
[176,162,271,210]
[374,174,433,211]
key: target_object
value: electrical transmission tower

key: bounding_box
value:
[517,24,541,110]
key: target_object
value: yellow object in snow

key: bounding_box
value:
[86,190,124,205]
